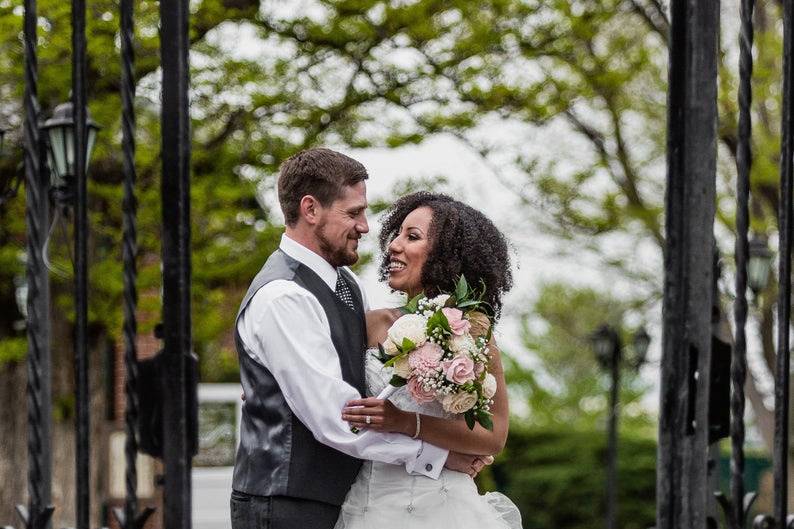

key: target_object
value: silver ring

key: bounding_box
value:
[365,415,371,425]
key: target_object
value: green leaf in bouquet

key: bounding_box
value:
[383,352,406,367]
[476,410,494,431]
[457,299,482,309]
[389,375,408,387]
[464,410,476,430]
[404,291,425,313]
[456,275,469,300]
[375,342,391,363]
[427,310,452,334]
[401,337,417,353]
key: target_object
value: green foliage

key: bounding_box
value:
[479,425,656,529]
[507,282,653,432]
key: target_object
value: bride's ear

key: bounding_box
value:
[299,195,321,225]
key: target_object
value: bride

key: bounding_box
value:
[335,192,522,529]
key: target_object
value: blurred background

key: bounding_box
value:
[0,1,784,528]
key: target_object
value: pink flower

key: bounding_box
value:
[442,355,476,384]
[442,308,472,336]
[474,362,486,377]
[409,342,443,374]
[407,377,436,403]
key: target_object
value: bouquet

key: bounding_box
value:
[374,276,496,430]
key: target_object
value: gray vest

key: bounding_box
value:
[232,249,367,506]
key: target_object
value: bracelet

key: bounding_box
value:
[412,412,421,439]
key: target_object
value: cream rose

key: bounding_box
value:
[482,373,497,399]
[387,314,427,349]
[382,338,399,356]
[449,334,476,356]
[441,391,478,414]
[392,355,412,378]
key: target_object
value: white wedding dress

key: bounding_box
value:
[334,350,523,529]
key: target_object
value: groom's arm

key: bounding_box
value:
[239,281,448,479]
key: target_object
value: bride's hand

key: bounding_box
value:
[342,397,413,435]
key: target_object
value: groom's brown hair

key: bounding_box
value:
[278,148,369,226]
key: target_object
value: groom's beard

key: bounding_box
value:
[317,222,358,267]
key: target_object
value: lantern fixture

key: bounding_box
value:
[40,101,100,204]
[747,235,773,296]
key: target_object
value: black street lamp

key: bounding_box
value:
[0,125,6,155]
[40,101,99,205]
[747,235,773,296]
[590,324,651,529]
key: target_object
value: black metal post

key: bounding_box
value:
[71,0,90,525]
[728,0,755,527]
[605,340,620,529]
[16,0,54,527]
[658,0,719,528]
[160,0,193,526]
[773,1,793,525]
[111,0,155,527]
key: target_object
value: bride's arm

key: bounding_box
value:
[342,340,510,456]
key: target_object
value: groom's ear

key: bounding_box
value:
[299,195,321,225]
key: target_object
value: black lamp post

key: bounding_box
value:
[0,126,6,155]
[40,101,99,205]
[591,324,651,529]
[747,235,773,296]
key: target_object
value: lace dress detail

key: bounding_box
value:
[334,349,522,529]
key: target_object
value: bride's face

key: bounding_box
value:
[387,206,433,297]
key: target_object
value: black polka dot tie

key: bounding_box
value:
[335,273,356,311]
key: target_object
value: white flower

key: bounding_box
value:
[393,355,412,378]
[448,334,476,356]
[428,294,451,308]
[482,373,497,399]
[441,391,478,414]
[382,338,400,356]
[387,314,427,349]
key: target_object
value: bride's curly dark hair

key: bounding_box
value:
[378,192,513,320]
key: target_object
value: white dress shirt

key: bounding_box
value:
[237,234,448,479]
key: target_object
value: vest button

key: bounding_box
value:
[407,505,414,513]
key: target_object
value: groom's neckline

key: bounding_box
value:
[280,233,339,292]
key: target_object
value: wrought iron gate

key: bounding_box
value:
[661,1,793,529]
[4,0,197,528]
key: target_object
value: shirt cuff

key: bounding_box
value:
[405,442,448,479]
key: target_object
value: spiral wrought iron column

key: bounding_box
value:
[658,0,720,528]
[754,2,794,528]
[160,0,194,526]
[14,0,54,527]
[723,0,757,528]
[110,0,155,527]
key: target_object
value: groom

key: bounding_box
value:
[231,148,486,529]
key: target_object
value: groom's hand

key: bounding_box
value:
[444,451,494,478]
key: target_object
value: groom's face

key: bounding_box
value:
[315,180,369,267]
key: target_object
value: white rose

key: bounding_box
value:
[448,334,476,355]
[392,355,412,378]
[441,391,478,414]
[428,294,451,308]
[382,338,400,356]
[481,373,497,399]
[387,314,427,349]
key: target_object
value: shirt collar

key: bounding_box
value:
[279,233,339,291]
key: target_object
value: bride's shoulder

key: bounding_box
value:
[365,308,403,346]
